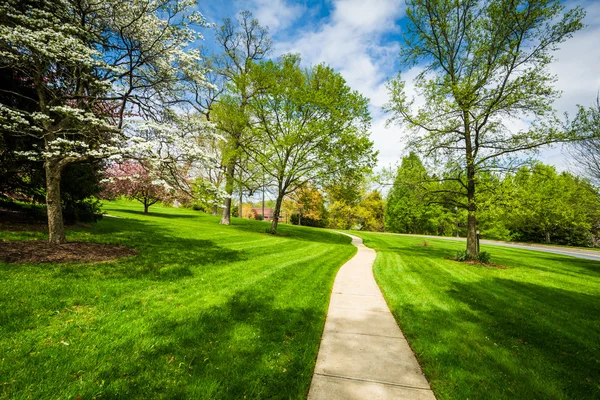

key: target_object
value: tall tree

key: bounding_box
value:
[569,96,600,185]
[386,153,432,234]
[247,55,376,233]
[386,0,585,256]
[210,11,272,225]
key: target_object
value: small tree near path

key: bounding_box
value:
[386,0,585,257]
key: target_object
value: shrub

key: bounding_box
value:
[477,251,491,264]
[455,250,472,261]
[455,250,492,264]
[63,197,103,224]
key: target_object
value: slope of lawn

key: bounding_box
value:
[0,200,356,399]
[352,232,600,400]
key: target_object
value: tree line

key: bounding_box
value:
[386,153,600,247]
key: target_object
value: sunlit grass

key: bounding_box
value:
[353,232,600,400]
[0,200,356,399]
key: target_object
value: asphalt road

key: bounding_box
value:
[417,235,600,261]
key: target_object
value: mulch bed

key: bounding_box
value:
[0,241,138,264]
[447,258,508,269]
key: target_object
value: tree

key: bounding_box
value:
[356,191,385,232]
[0,0,208,243]
[386,0,585,256]
[102,161,174,214]
[210,11,272,225]
[386,153,432,233]
[246,55,376,233]
[569,96,600,185]
[288,185,327,226]
[506,164,600,245]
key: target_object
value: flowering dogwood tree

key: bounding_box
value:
[102,161,173,213]
[0,0,210,243]
[124,110,227,209]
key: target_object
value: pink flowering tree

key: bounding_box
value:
[102,161,174,214]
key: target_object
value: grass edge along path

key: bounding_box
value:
[351,231,600,400]
[0,200,356,399]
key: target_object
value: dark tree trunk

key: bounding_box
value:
[220,161,235,225]
[463,110,478,257]
[270,195,284,233]
[144,200,149,214]
[212,204,218,216]
[466,163,478,257]
[45,160,66,244]
[545,230,551,243]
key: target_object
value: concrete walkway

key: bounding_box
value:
[307,234,436,400]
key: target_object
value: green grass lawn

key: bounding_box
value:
[0,200,356,399]
[352,232,600,400]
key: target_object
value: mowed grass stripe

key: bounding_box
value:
[353,232,600,400]
[0,200,354,399]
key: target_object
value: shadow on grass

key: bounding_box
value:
[109,208,198,219]
[227,219,352,246]
[366,236,600,398]
[443,278,600,399]
[33,217,248,281]
[92,290,322,399]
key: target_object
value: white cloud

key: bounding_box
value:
[540,0,600,170]
[272,0,405,172]
[240,0,304,32]
[550,0,600,114]
[276,0,403,105]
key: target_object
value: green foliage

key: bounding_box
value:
[386,155,600,246]
[355,191,385,232]
[502,164,600,246]
[386,153,455,235]
[477,251,491,264]
[455,250,472,262]
[454,249,490,263]
[61,162,104,223]
[355,232,600,399]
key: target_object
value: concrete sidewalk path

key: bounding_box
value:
[307,234,436,400]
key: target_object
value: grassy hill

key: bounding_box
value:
[0,200,355,399]
[353,232,600,400]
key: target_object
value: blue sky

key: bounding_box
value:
[197,0,600,173]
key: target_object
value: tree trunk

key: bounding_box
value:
[45,160,66,244]
[220,161,235,225]
[212,204,218,216]
[270,195,284,233]
[466,163,478,257]
[239,190,243,219]
[545,230,551,243]
[143,200,149,214]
